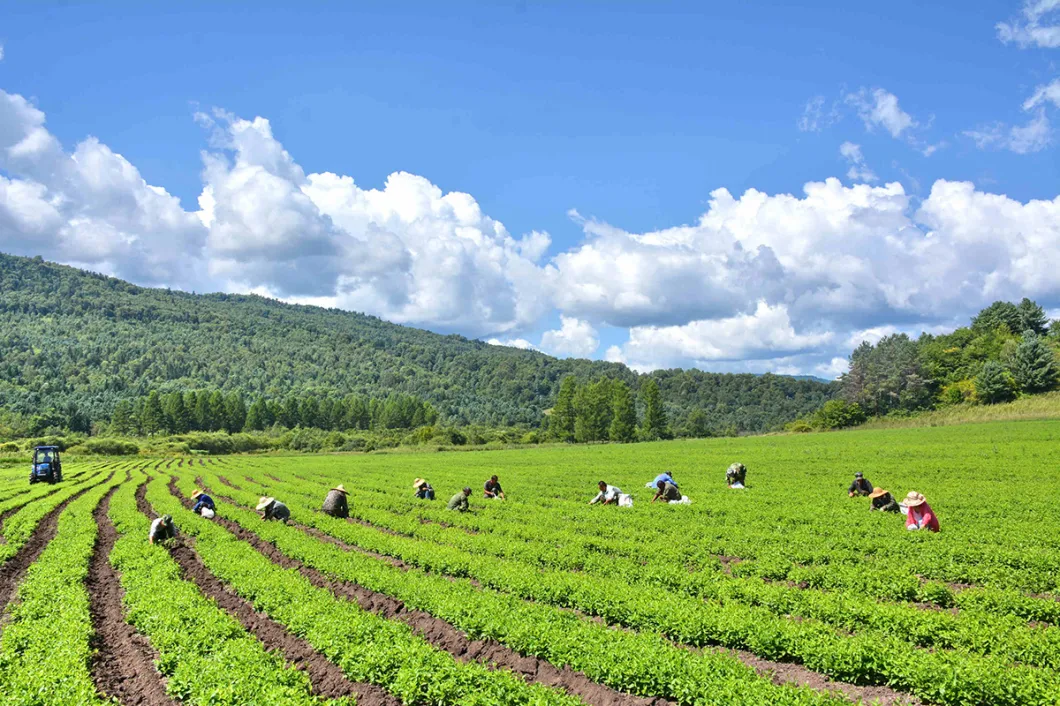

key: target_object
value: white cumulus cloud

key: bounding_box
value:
[997,0,1060,48]
[539,316,599,358]
[486,337,537,351]
[611,302,833,370]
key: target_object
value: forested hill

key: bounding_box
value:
[0,253,834,433]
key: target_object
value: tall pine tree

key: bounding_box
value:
[609,380,637,442]
[141,391,166,436]
[640,378,669,441]
[550,376,578,442]
[1011,331,1058,393]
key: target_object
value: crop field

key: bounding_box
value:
[0,421,1059,705]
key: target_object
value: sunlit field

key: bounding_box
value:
[2,420,1059,705]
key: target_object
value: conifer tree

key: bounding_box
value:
[640,378,669,440]
[550,375,578,442]
[1011,331,1058,393]
[141,390,166,435]
[976,361,1016,404]
[609,380,637,442]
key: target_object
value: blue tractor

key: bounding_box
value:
[29,445,63,484]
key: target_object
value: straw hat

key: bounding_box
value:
[413,478,427,489]
[903,491,926,507]
[256,496,275,511]
[191,489,203,499]
[331,484,348,494]
[868,487,888,499]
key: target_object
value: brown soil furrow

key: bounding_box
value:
[717,647,921,706]
[192,481,925,706]
[172,481,669,706]
[0,473,115,619]
[138,483,400,706]
[88,485,178,706]
[215,475,243,491]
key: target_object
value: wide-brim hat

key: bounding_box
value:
[256,496,275,511]
[191,490,203,499]
[413,478,427,489]
[331,484,348,494]
[868,487,888,499]
[904,491,926,507]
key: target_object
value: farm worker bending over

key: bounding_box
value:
[190,490,216,518]
[646,471,676,489]
[413,478,435,500]
[868,488,899,513]
[148,515,176,544]
[484,475,505,500]
[589,481,623,505]
[903,492,939,532]
[448,487,472,512]
[848,472,873,497]
[726,463,747,488]
[322,484,350,518]
[256,496,290,523]
[652,480,683,504]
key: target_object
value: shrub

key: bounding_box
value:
[71,438,141,455]
[810,400,867,429]
[938,379,977,406]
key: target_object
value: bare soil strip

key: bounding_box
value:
[215,475,243,491]
[175,481,671,706]
[88,484,179,706]
[137,483,400,706]
[194,482,923,706]
[0,473,115,619]
[719,647,921,706]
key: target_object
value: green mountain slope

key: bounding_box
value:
[0,252,835,433]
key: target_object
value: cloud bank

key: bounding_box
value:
[3,88,1060,377]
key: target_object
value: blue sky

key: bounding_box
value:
[2,1,1060,377]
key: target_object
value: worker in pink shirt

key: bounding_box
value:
[902,491,939,532]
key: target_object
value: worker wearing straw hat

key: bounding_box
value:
[902,491,939,532]
[322,484,350,518]
[190,489,216,518]
[256,496,290,523]
[413,478,435,500]
[867,487,899,513]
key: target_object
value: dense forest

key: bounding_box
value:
[0,253,834,440]
[796,298,1060,430]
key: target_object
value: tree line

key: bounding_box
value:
[796,298,1060,430]
[546,376,671,442]
[108,390,439,437]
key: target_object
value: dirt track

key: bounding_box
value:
[141,481,401,706]
[0,473,113,621]
[177,479,671,706]
[193,477,930,706]
[88,484,178,706]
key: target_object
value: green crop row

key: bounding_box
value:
[224,464,1060,672]
[0,467,117,565]
[202,466,1060,706]
[107,470,346,705]
[254,460,1060,627]
[143,475,587,706]
[174,472,855,706]
[0,471,124,705]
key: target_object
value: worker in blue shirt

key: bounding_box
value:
[646,471,677,489]
[191,489,216,516]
